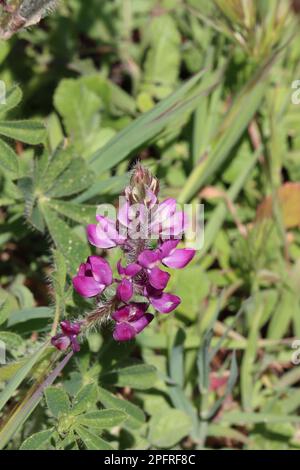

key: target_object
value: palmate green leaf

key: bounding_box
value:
[77,409,127,429]
[20,429,54,450]
[101,363,157,390]
[40,204,89,274]
[0,120,46,145]
[45,387,71,418]
[0,137,19,178]
[98,387,145,431]
[35,146,73,194]
[45,158,93,198]
[89,69,220,174]
[75,426,113,450]
[47,199,97,225]
[0,85,22,117]
[148,409,192,448]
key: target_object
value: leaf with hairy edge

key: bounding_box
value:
[45,387,71,418]
[20,429,54,450]
[0,120,46,144]
[77,409,127,429]
[0,85,22,117]
[40,204,89,274]
[75,426,113,450]
[0,138,19,178]
[98,387,145,430]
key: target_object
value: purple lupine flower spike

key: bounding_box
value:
[69,163,197,343]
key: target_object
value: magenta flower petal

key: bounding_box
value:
[117,260,141,277]
[149,291,181,313]
[112,305,130,322]
[117,278,133,302]
[112,303,148,322]
[51,334,71,351]
[162,248,196,269]
[87,224,117,249]
[159,240,180,258]
[88,256,113,285]
[138,249,160,268]
[125,263,142,277]
[73,275,105,297]
[70,336,81,353]
[148,266,170,290]
[131,313,154,334]
[113,322,136,341]
[61,320,81,335]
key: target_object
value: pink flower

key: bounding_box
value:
[51,320,81,352]
[116,261,141,302]
[112,303,153,341]
[87,215,126,249]
[72,256,113,297]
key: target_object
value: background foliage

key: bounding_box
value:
[1,0,300,450]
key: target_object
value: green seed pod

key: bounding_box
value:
[0,0,57,39]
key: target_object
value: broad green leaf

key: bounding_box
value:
[0,120,46,144]
[0,138,19,178]
[77,409,127,429]
[0,331,23,349]
[101,363,156,390]
[0,292,18,326]
[20,429,54,450]
[45,387,71,418]
[75,426,113,450]
[54,79,102,153]
[142,14,181,99]
[0,85,22,117]
[72,383,98,415]
[148,409,192,448]
[7,307,54,327]
[98,387,145,430]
